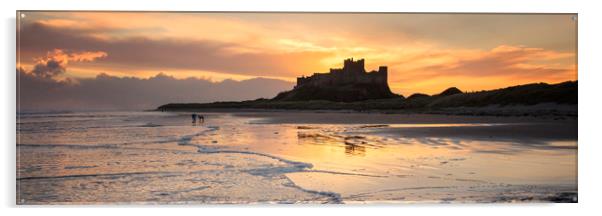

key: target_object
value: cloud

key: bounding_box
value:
[31,58,64,79]
[387,45,575,95]
[18,13,577,97]
[64,50,108,62]
[17,49,293,111]
[27,49,107,79]
[394,45,575,81]
[17,70,293,111]
[441,45,574,78]
[18,22,332,78]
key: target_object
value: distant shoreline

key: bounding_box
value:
[153,103,577,119]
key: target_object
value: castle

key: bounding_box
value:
[295,58,388,89]
[273,58,397,102]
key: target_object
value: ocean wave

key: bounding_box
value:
[197,149,313,170]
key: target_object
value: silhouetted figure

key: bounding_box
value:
[191,113,197,123]
[198,114,204,123]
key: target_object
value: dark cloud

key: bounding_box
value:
[31,59,65,78]
[17,27,295,111]
[18,22,331,77]
[17,70,293,111]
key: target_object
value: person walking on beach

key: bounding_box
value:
[191,113,197,123]
[198,114,204,123]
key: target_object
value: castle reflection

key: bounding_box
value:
[344,142,366,156]
[296,131,366,157]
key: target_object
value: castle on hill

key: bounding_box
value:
[295,58,389,89]
[273,58,398,102]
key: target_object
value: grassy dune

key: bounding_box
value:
[157,81,577,116]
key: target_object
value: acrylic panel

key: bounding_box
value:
[16,11,577,204]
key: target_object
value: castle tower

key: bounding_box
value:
[377,66,388,84]
[343,58,365,74]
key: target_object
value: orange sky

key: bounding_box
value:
[17,12,577,96]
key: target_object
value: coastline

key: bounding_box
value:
[153,102,577,119]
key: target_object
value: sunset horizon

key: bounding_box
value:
[17,12,577,110]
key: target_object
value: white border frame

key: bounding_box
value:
[3,0,602,215]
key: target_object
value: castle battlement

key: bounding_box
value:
[295,58,388,89]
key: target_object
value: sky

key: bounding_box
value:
[17,12,577,110]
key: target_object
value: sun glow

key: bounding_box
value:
[18,12,577,96]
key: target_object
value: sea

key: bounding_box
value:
[16,111,577,204]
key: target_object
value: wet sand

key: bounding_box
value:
[17,111,577,203]
[238,112,577,141]
[237,111,574,124]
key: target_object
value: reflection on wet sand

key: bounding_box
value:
[17,111,577,203]
[344,143,366,156]
[296,131,368,156]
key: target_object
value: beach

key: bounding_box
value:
[16,111,577,204]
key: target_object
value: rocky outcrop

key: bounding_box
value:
[273,58,399,102]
